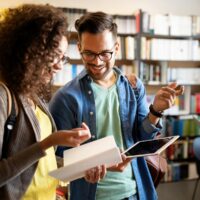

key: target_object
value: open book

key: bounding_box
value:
[49,136,122,182]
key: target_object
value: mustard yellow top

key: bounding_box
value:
[22,106,58,200]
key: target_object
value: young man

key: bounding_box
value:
[49,12,184,200]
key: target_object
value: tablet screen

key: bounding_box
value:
[124,136,179,157]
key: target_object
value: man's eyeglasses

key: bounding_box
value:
[80,44,116,62]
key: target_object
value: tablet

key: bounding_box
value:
[122,135,179,158]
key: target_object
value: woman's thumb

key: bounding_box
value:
[81,122,89,130]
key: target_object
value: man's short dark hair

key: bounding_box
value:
[75,11,118,41]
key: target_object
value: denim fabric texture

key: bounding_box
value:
[49,67,161,200]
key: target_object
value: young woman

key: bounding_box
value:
[0,4,105,200]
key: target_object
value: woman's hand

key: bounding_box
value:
[84,165,107,183]
[40,122,91,150]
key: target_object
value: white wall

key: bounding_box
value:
[0,0,200,15]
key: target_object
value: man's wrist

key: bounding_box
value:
[149,104,163,118]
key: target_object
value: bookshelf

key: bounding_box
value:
[135,9,200,182]
[53,7,200,183]
[53,8,137,86]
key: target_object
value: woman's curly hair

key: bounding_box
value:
[0,4,68,102]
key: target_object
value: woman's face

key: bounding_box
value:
[44,36,68,82]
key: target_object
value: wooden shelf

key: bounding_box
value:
[116,59,134,65]
[67,59,134,66]
[68,59,83,65]
[140,59,200,64]
[141,32,200,40]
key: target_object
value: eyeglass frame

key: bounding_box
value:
[45,54,70,73]
[80,43,117,62]
[55,54,70,65]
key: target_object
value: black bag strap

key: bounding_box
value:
[1,85,17,159]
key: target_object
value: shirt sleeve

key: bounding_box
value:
[49,89,78,157]
[135,78,162,140]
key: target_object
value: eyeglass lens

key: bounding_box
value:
[81,51,113,62]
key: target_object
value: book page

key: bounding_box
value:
[49,136,122,182]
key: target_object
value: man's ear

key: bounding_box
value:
[114,41,119,56]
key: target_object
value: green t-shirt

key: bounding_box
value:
[91,81,137,200]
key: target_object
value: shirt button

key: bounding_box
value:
[90,111,94,115]
[88,90,92,95]
[91,135,96,139]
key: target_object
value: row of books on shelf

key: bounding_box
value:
[166,116,200,137]
[139,63,200,85]
[191,94,200,114]
[163,162,198,182]
[67,43,81,59]
[59,7,136,34]
[140,37,200,61]
[53,64,84,85]
[53,64,200,117]
[118,64,136,75]
[59,8,200,36]
[66,36,136,60]
[137,10,200,36]
[116,36,135,60]
[166,139,195,160]
[113,15,136,34]
[53,64,136,85]
[168,68,200,85]
[139,63,166,84]
[59,7,87,32]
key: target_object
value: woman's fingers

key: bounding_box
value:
[81,122,90,130]
[53,129,91,147]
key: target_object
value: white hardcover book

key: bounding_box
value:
[49,136,122,182]
[125,36,135,60]
[154,14,169,35]
[169,15,192,36]
[188,163,198,179]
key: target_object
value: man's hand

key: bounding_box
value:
[152,82,184,112]
[84,165,107,183]
[107,154,132,172]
